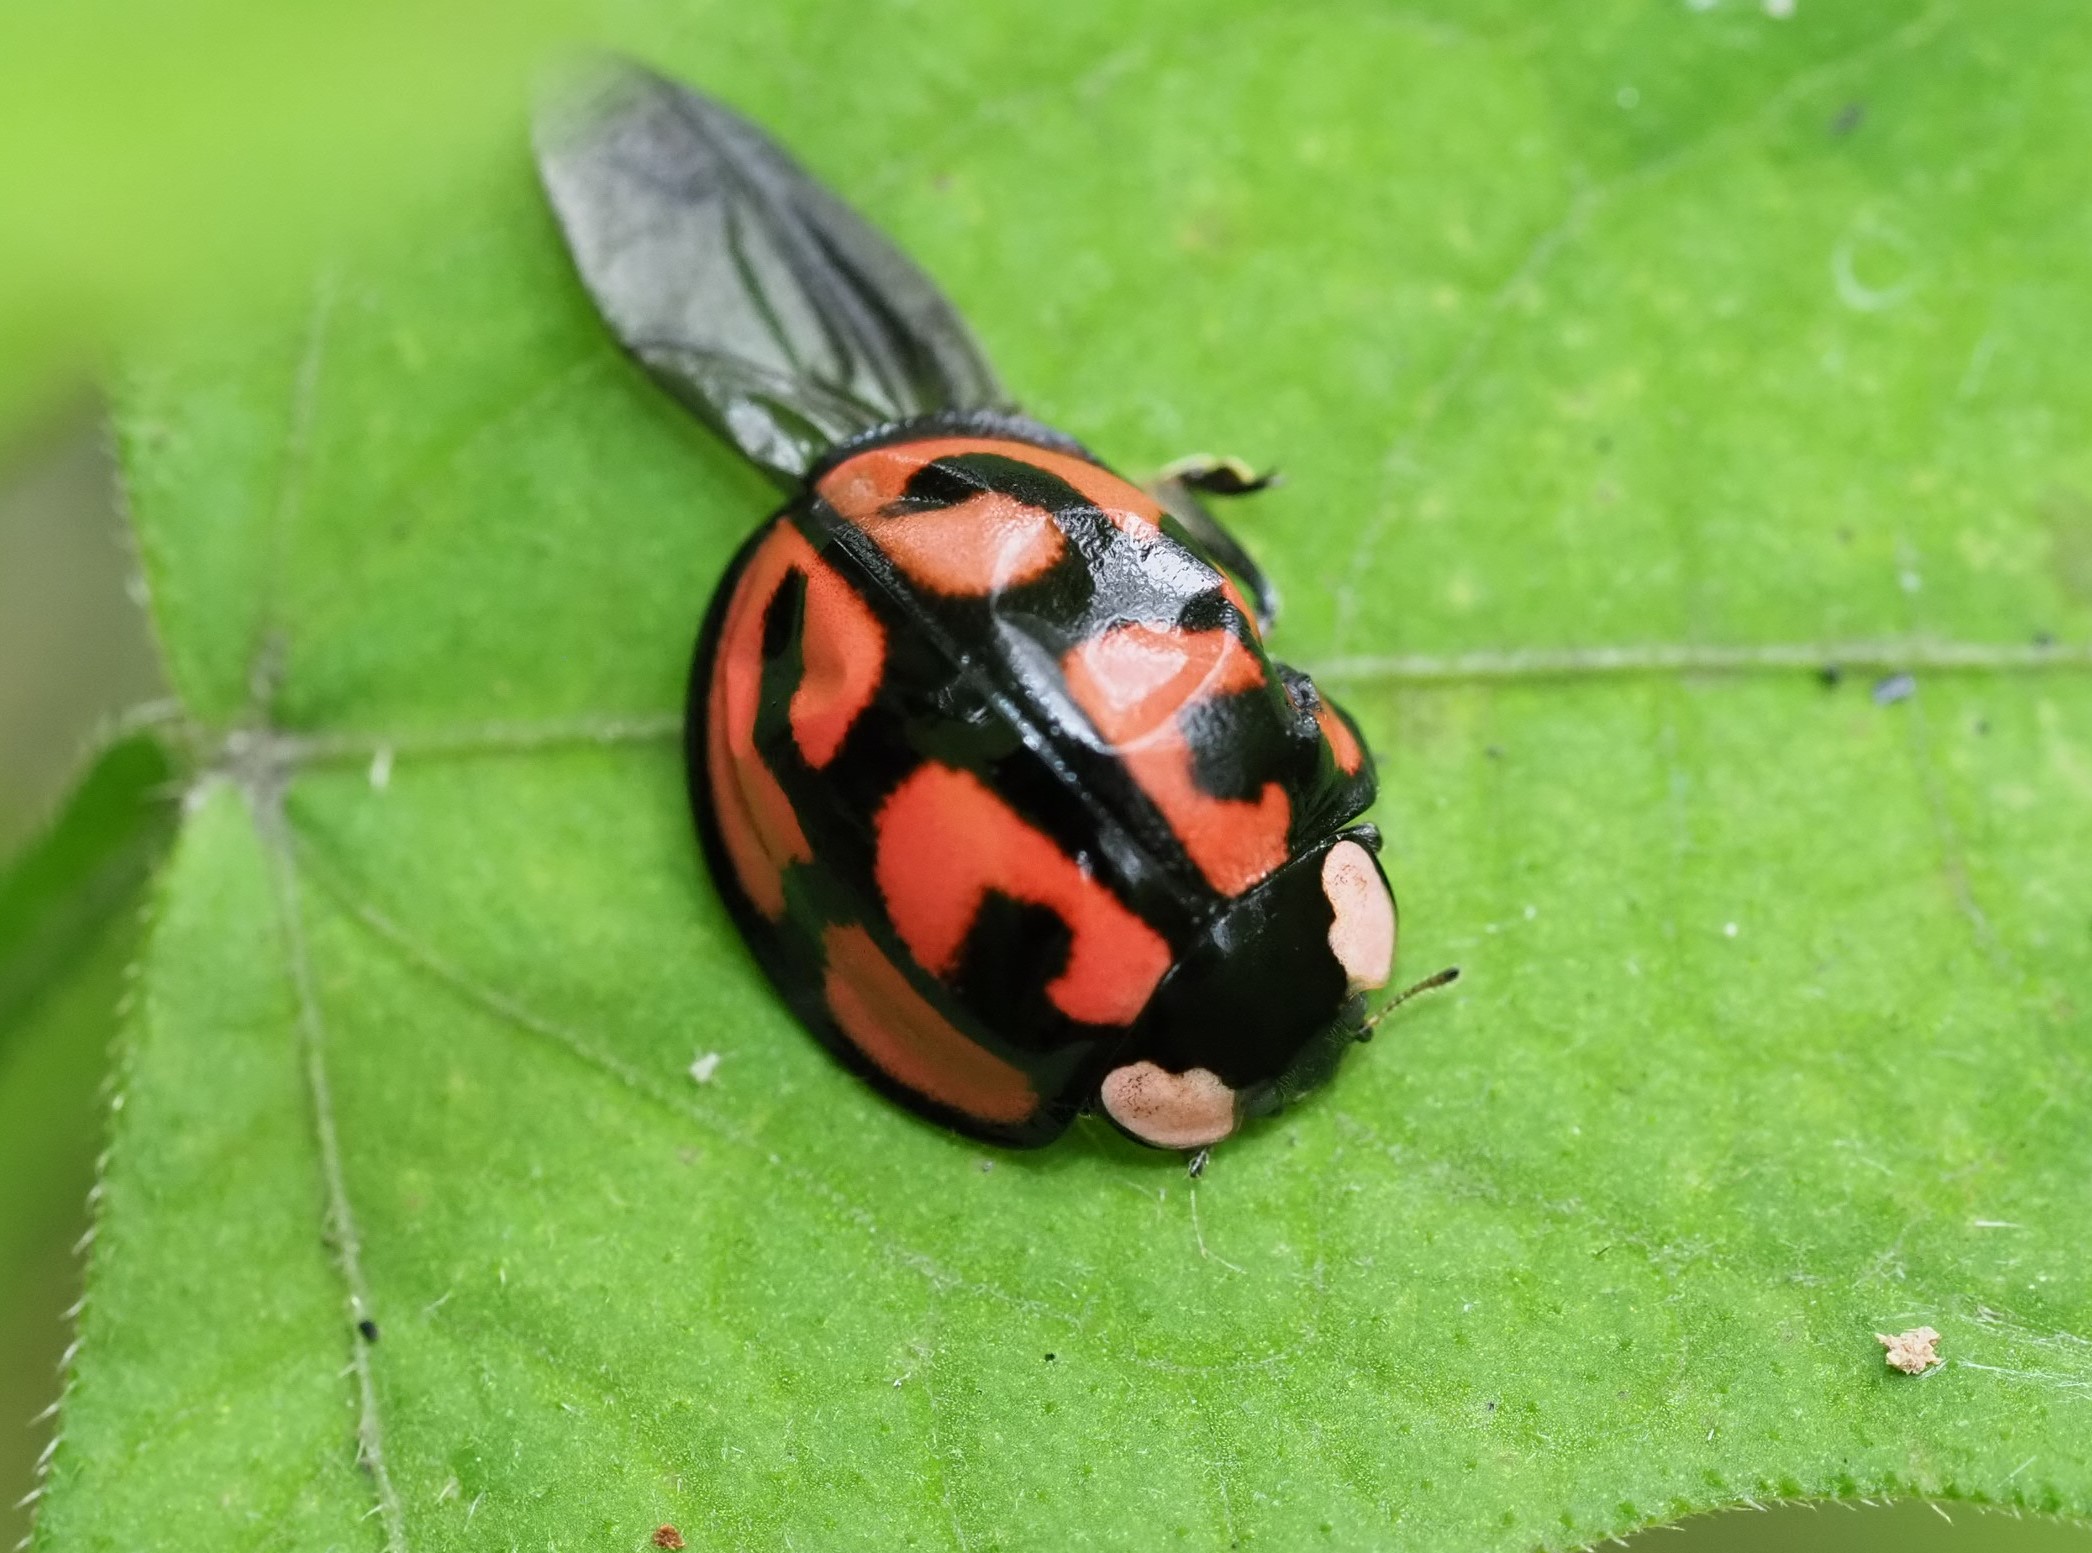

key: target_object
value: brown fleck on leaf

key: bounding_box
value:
[651,1526,686,1550]
[1876,1326,1943,1375]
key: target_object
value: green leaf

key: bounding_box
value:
[0,738,171,1551]
[34,3,2092,1549]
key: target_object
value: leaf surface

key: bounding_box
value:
[35,3,2092,1549]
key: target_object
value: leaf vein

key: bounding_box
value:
[1317,637,2092,684]
[252,791,409,1553]
[249,273,339,722]
[178,631,2092,784]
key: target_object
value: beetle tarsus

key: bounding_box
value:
[1159,453,1282,497]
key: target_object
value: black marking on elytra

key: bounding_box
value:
[901,451,1087,516]
[949,893,1086,1053]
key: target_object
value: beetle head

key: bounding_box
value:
[1097,828,1398,1150]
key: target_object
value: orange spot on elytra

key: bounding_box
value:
[709,523,883,915]
[823,924,1037,1125]
[817,436,1167,596]
[858,489,1064,595]
[1063,625,1292,897]
[790,553,885,769]
[1315,700,1365,776]
[1064,624,1265,745]
[874,763,1171,1028]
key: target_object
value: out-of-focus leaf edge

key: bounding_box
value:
[0,734,177,1544]
[0,735,175,1057]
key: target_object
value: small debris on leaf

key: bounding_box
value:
[652,1526,686,1550]
[1872,672,1917,706]
[688,1052,722,1085]
[357,1318,379,1343]
[1877,1326,1942,1374]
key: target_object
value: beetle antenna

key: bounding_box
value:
[1358,967,1461,1039]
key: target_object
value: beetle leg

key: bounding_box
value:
[1150,455,1283,633]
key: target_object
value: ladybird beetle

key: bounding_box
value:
[537,60,1453,1151]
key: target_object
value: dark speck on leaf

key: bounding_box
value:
[1484,1399,1498,1413]
[1045,1352,1057,1363]
[1830,101,1866,137]
[2034,629,2056,647]
[357,1319,379,1343]
[1872,672,1916,706]
[1975,718,1991,736]
[1485,745,1505,761]
[653,1527,686,1551]
[1817,664,1844,689]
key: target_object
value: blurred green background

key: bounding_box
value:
[0,418,163,1553]
[5,1,2092,1548]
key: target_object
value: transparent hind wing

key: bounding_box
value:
[536,57,1010,486]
